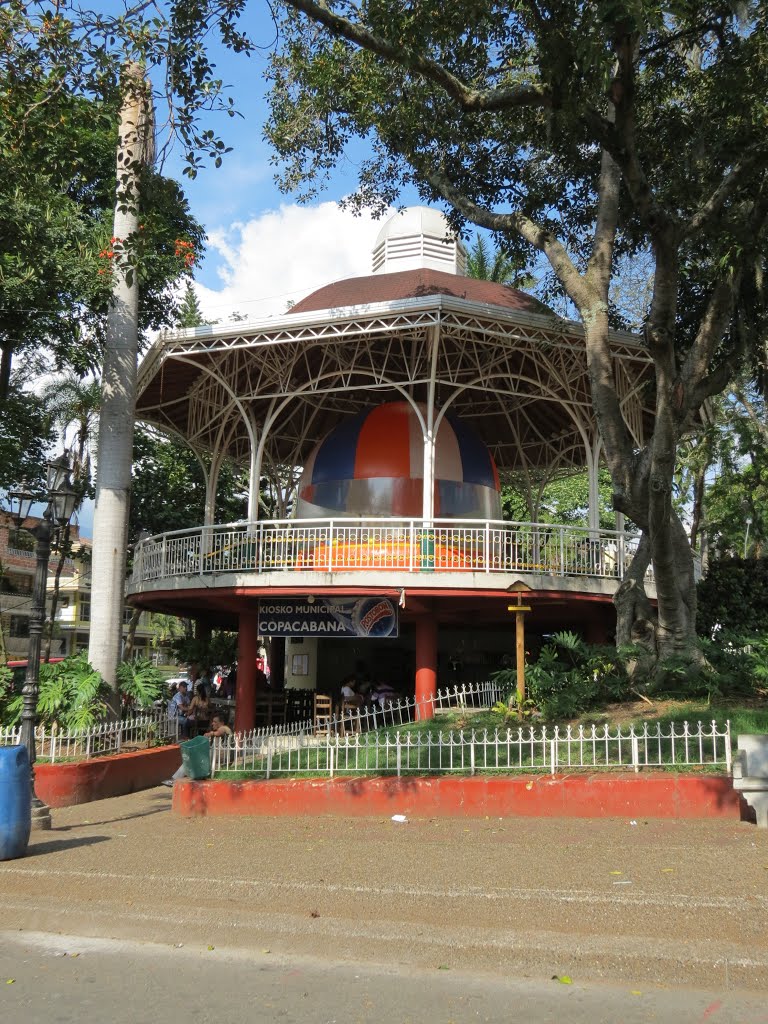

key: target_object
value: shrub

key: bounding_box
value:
[493,631,630,721]
[2,653,110,730]
[698,558,768,637]
[117,657,164,714]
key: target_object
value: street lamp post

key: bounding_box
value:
[8,454,78,830]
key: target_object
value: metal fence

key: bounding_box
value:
[0,709,178,764]
[133,517,649,584]
[212,719,732,777]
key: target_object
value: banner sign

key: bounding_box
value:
[257,597,399,638]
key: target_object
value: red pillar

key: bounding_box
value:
[234,611,259,734]
[414,612,438,720]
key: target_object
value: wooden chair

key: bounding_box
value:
[313,694,333,736]
[339,699,362,735]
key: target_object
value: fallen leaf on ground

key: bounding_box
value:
[207,945,215,951]
[609,871,623,876]
[6,979,14,985]
[552,975,573,985]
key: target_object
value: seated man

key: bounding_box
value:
[204,714,232,739]
[168,681,191,737]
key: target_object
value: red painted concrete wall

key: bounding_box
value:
[36,745,181,808]
[173,772,741,820]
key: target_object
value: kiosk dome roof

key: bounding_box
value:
[289,267,551,317]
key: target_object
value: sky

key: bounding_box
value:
[71,6,423,536]
[153,7,417,322]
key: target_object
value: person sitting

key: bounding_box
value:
[184,683,211,734]
[340,675,362,706]
[370,681,398,708]
[204,714,232,739]
[168,681,191,737]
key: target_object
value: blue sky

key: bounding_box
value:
[149,8,420,321]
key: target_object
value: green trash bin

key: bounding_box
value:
[180,735,211,780]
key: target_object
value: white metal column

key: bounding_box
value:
[422,326,440,523]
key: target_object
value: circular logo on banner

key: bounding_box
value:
[352,597,397,637]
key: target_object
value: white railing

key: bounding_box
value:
[212,719,732,777]
[210,680,503,771]
[132,517,648,586]
[0,709,179,764]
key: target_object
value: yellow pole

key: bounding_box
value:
[508,602,531,717]
[516,610,526,708]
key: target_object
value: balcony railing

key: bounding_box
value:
[131,518,647,586]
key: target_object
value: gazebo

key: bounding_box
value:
[128,207,653,730]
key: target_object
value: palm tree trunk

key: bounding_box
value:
[88,66,150,717]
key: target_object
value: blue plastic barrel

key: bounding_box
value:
[0,745,31,860]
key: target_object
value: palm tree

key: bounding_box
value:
[40,373,101,660]
[466,234,535,288]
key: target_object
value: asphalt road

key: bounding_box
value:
[2,931,767,1024]
[0,789,767,1003]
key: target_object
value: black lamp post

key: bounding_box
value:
[8,453,78,830]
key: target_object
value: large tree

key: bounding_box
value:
[262,0,768,665]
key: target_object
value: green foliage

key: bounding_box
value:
[117,657,164,712]
[0,382,55,490]
[171,631,238,671]
[697,558,768,637]
[129,427,249,545]
[494,631,629,721]
[3,653,110,730]
[0,663,12,722]
[0,67,205,403]
[466,234,533,288]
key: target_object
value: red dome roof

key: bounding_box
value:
[289,268,551,317]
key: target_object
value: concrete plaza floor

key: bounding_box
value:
[0,788,767,997]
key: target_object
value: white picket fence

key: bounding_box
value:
[211,680,504,769]
[212,719,732,777]
[0,709,178,764]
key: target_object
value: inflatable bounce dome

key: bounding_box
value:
[296,402,501,520]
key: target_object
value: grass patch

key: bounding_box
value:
[210,701,749,781]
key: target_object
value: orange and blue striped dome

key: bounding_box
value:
[296,402,501,520]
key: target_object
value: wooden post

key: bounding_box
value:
[508,599,531,716]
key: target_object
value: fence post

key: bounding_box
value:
[631,734,640,773]
[396,737,402,777]
[725,720,732,773]
[329,743,334,778]
[549,738,557,772]
[266,745,272,779]
[470,740,475,776]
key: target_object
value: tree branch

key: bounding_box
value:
[684,148,765,238]
[280,0,551,113]
[421,164,594,309]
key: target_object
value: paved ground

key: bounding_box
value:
[2,931,768,1024]
[1,789,767,1004]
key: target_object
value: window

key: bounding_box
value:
[79,601,91,622]
[9,615,29,638]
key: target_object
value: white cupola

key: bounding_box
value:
[372,206,467,276]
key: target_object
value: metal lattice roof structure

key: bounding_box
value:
[135,279,653,498]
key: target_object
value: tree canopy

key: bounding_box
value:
[263,0,768,663]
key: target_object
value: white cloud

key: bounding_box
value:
[195,202,390,322]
